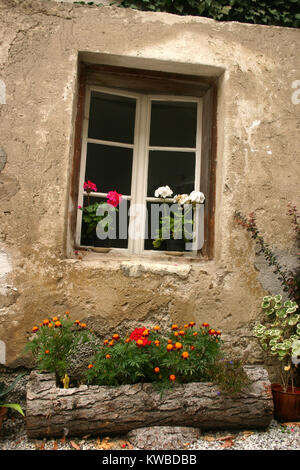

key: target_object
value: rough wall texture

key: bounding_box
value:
[0,0,299,373]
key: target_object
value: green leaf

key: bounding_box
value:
[276,309,287,318]
[292,339,300,356]
[0,403,25,416]
[288,315,300,326]
[286,306,297,314]
[0,373,26,399]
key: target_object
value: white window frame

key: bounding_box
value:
[76,85,203,256]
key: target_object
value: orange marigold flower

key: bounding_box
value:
[45,350,50,354]
[181,351,189,359]
[112,334,120,340]
[52,317,59,322]
[88,364,94,368]
[105,354,111,359]
[32,326,39,333]
[75,320,80,325]
[167,339,173,344]
[48,323,53,328]
[109,340,115,347]
[154,367,160,374]
[173,331,179,337]
[65,311,70,316]
[169,374,176,381]
[166,344,174,351]
[184,324,189,328]
[178,330,185,336]
[189,321,196,327]
[54,321,62,328]
[190,346,195,351]
[142,329,150,337]
[193,331,198,337]
[125,338,130,343]
[80,323,87,329]
[171,325,178,330]
[175,342,183,350]
[208,329,216,335]
[136,339,144,347]
[104,339,109,345]
[202,322,209,327]
[216,330,222,335]
[153,326,160,331]
[43,319,50,325]
[154,340,160,346]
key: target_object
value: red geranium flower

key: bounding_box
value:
[107,191,122,207]
[83,180,97,193]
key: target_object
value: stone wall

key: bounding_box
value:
[0,0,299,368]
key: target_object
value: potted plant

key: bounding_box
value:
[253,294,300,421]
[78,181,122,248]
[0,373,25,431]
[152,186,205,252]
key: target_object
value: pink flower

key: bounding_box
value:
[78,205,82,209]
[107,190,122,207]
[83,180,97,193]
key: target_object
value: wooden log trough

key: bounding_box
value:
[26,366,274,438]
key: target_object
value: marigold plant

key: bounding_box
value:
[85,322,225,390]
[25,313,96,383]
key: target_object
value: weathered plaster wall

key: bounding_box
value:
[0,0,299,367]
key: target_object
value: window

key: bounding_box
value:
[72,64,217,259]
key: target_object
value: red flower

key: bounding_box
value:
[129,327,146,341]
[107,191,122,208]
[83,180,97,193]
[129,327,151,347]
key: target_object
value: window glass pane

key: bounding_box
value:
[88,92,136,144]
[149,101,197,148]
[147,150,195,197]
[85,143,133,195]
[144,201,194,252]
[80,196,129,249]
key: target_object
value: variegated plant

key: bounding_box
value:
[253,295,300,390]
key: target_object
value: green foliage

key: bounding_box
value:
[80,202,116,235]
[24,315,96,381]
[212,358,251,395]
[152,205,194,249]
[254,295,300,361]
[85,323,239,392]
[0,373,26,416]
[118,0,300,28]
[234,204,300,302]
[254,294,300,390]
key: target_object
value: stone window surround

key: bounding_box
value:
[68,52,222,265]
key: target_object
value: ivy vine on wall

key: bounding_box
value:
[75,0,300,28]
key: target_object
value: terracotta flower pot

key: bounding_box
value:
[271,383,300,422]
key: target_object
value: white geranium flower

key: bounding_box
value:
[188,191,205,204]
[154,185,173,198]
[173,194,189,205]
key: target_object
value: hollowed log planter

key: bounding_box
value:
[26,366,274,439]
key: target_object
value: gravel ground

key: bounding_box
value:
[0,415,300,451]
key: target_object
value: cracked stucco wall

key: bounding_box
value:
[0,0,299,367]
